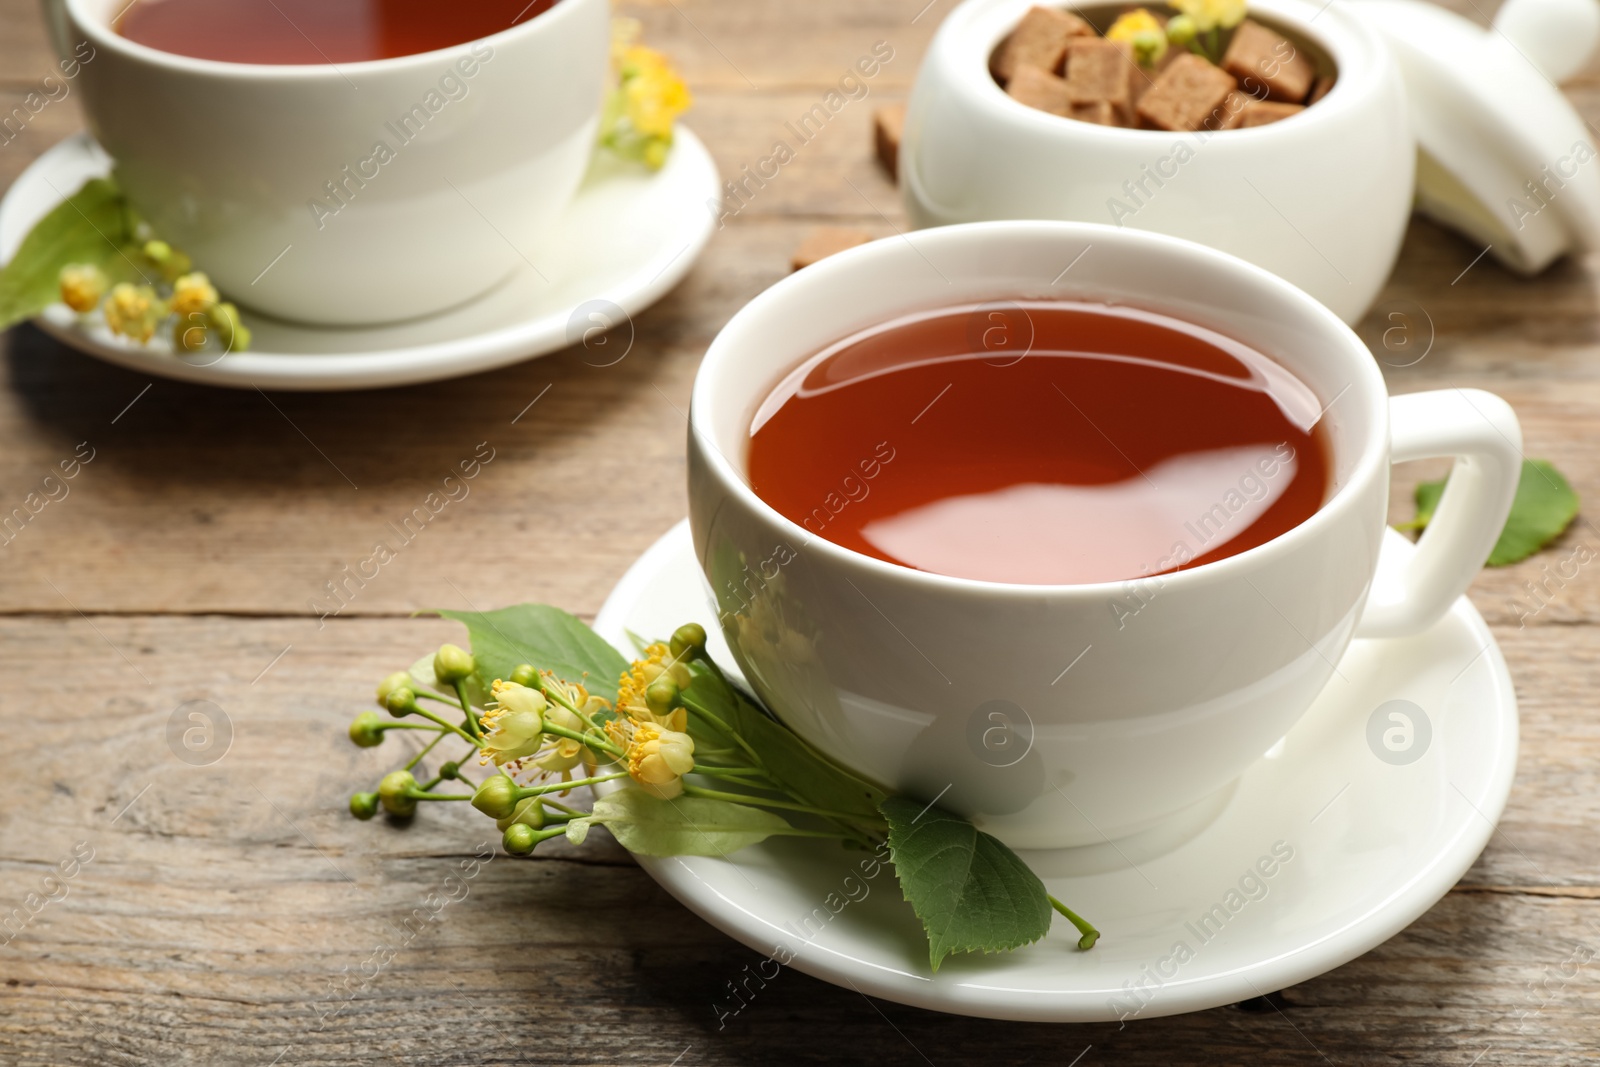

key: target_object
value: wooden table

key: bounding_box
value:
[4,0,1599,1062]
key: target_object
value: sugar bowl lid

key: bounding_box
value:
[1353,0,1600,273]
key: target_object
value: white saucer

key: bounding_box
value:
[592,520,1519,1023]
[0,132,720,391]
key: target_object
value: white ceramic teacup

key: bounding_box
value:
[900,0,1413,324]
[59,0,609,325]
[687,221,1521,850]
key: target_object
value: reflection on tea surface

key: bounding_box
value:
[748,301,1330,585]
[116,0,558,64]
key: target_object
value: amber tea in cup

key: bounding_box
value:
[115,0,559,64]
[747,301,1331,585]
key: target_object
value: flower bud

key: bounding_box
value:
[670,622,707,661]
[645,676,679,716]
[440,760,461,780]
[375,671,413,706]
[171,313,209,353]
[206,301,251,353]
[349,791,380,820]
[1165,13,1197,44]
[471,775,519,820]
[142,238,192,280]
[348,710,385,748]
[502,823,537,856]
[495,796,546,833]
[433,643,475,685]
[510,663,538,687]
[378,770,418,817]
[59,264,108,313]
[384,686,418,718]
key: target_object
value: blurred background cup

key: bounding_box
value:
[50,0,609,325]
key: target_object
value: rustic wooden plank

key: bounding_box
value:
[0,615,1597,1064]
[1,218,1597,628]
[5,0,1600,1059]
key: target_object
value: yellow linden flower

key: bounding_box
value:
[621,46,692,141]
[102,283,164,343]
[625,720,695,800]
[1170,0,1246,32]
[58,264,108,313]
[598,21,692,171]
[169,272,219,318]
[615,643,691,731]
[479,679,547,766]
[1108,9,1169,65]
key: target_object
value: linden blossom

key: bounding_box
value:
[307,42,496,231]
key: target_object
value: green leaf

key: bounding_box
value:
[1411,458,1579,566]
[678,658,887,829]
[880,796,1052,972]
[0,176,141,330]
[434,605,629,702]
[584,788,790,857]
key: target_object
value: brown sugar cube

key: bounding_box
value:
[1136,53,1238,132]
[1070,100,1119,125]
[1222,19,1316,102]
[1131,47,1181,103]
[873,103,906,181]
[1237,100,1305,127]
[1206,90,1256,130]
[1007,64,1072,116]
[791,227,872,271]
[1308,73,1336,104]
[1208,93,1305,129]
[1064,38,1137,124]
[993,6,1095,82]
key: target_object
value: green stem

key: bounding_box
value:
[382,722,447,731]
[541,798,585,816]
[543,721,623,757]
[415,689,463,707]
[408,705,481,748]
[680,693,766,769]
[681,784,867,822]
[404,731,446,772]
[453,680,481,739]
[406,791,473,801]
[1048,895,1100,950]
[693,766,772,786]
[516,771,629,799]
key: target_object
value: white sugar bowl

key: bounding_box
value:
[900,0,1413,324]
[903,0,1600,324]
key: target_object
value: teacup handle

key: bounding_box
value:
[1356,389,1523,639]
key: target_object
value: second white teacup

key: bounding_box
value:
[687,221,1521,850]
[62,0,609,325]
